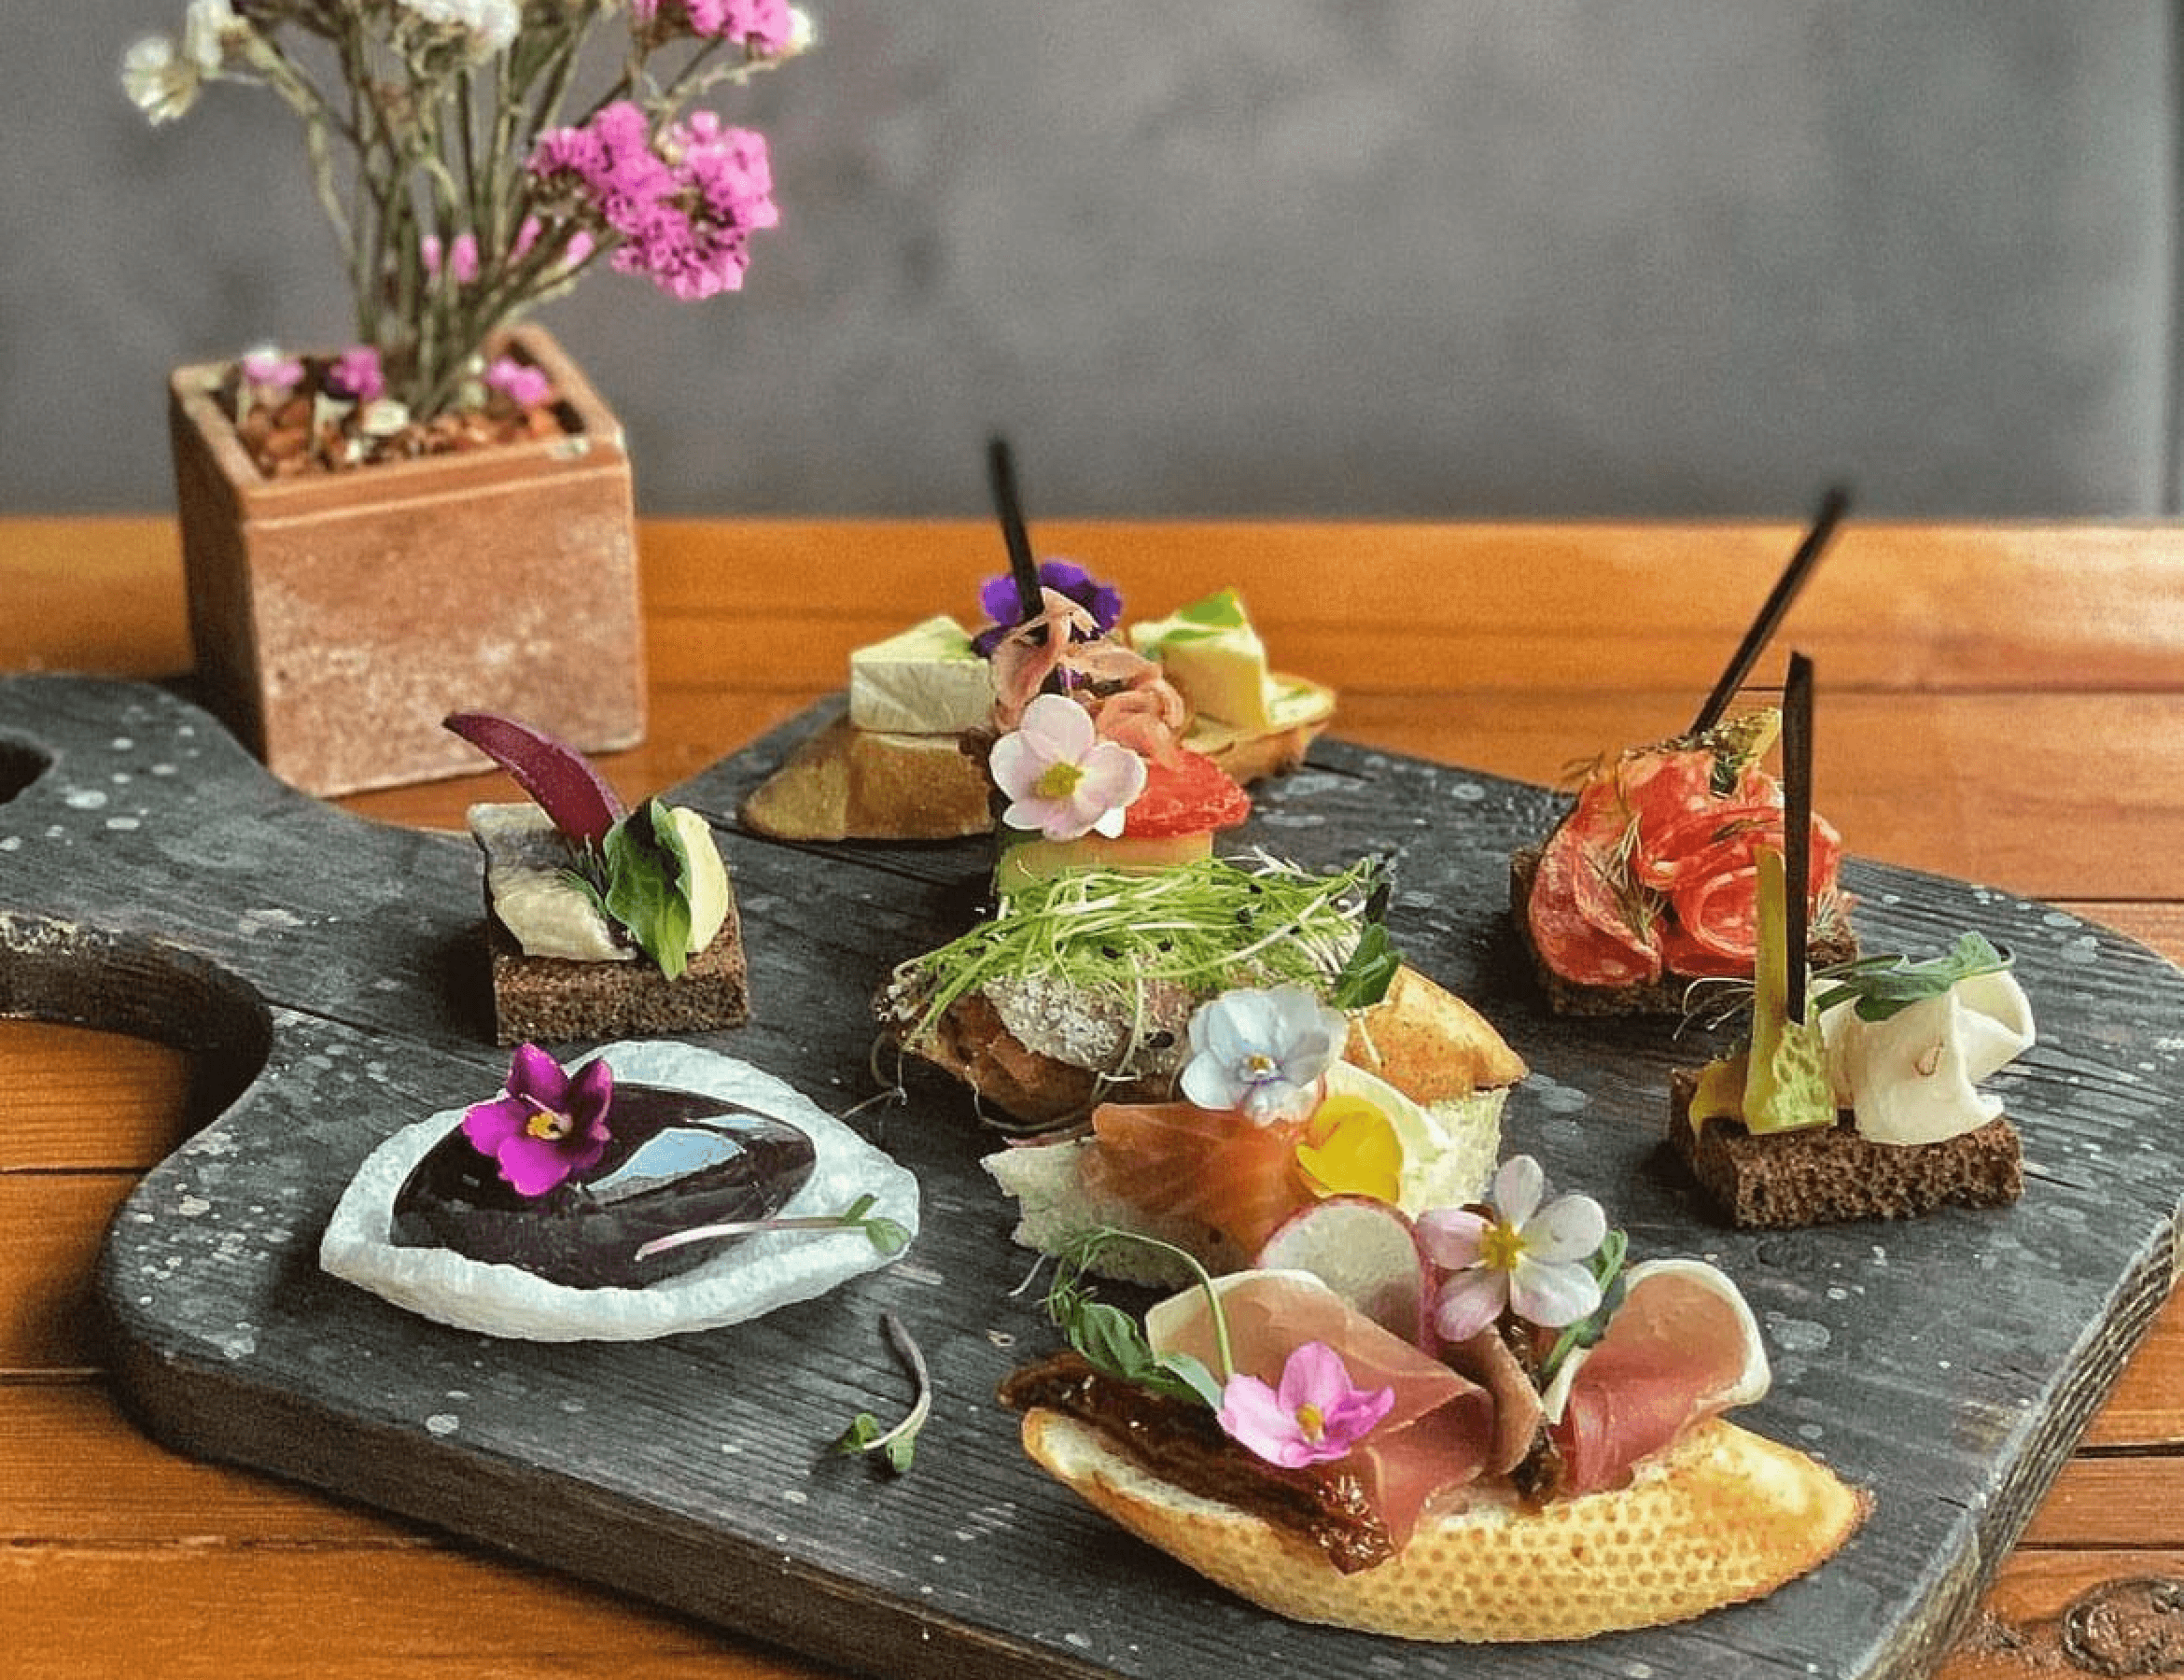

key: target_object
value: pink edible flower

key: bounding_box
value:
[1419,1155,1607,1344]
[323,344,385,402]
[460,1043,613,1198]
[988,692,1146,842]
[484,356,554,409]
[1217,1340,1394,1469]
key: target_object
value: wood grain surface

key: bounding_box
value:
[7,515,2184,1680]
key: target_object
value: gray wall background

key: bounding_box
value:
[6,2,2177,518]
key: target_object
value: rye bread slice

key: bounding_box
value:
[1509,845,1858,1017]
[485,908,751,1046]
[1666,1067,2023,1228]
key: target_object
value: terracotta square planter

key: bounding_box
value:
[169,326,645,797]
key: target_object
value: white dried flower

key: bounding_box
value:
[398,0,522,57]
[121,35,203,124]
[182,0,248,73]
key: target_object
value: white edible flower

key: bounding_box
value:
[1179,984,1350,1126]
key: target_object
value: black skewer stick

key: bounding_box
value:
[986,436,1044,623]
[1781,650,1814,1024]
[1687,484,1851,737]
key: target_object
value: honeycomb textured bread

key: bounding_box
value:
[1020,1409,1869,1643]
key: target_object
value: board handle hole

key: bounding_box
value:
[0,738,51,805]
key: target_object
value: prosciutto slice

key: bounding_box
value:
[1148,1271,1497,1547]
[1546,1258,1771,1496]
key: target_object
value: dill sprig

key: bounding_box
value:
[887,851,1388,1045]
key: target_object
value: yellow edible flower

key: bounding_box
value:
[1295,1094,1404,1204]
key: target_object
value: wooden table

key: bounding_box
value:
[8,514,2184,1679]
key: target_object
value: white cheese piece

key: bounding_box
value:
[1820,970,2036,1145]
[1130,591,1281,731]
[848,614,995,734]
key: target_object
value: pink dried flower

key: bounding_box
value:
[238,344,303,393]
[529,100,777,302]
[1217,1341,1394,1469]
[484,356,554,409]
[422,231,481,285]
[640,0,796,50]
[323,345,385,402]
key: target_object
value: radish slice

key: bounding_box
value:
[1252,1195,1431,1346]
[444,711,626,847]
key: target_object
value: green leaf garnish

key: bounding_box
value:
[600,798,694,978]
[1328,918,1402,1010]
[887,853,1392,1046]
[1045,1227,1234,1407]
[832,1312,930,1476]
[1537,1227,1629,1388]
[1812,932,2013,1023]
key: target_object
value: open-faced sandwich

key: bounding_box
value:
[982,979,1523,1287]
[879,854,1526,1138]
[1664,653,2033,1226]
[740,551,1334,844]
[1000,1155,1867,1640]
[1511,706,1855,1015]
[1669,848,2033,1227]
[444,711,749,1044]
[320,1040,918,1339]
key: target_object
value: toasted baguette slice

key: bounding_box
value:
[1346,965,1529,1099]
[1180,675,1336,783]
[740,715,991,841]
[1021,1408,1867,1642]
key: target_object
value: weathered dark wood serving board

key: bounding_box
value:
[7,673,2184,1680]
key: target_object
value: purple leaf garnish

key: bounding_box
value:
[444,711,626,847]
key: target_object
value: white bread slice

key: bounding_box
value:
[1020,1409,1867,1642]
[740,715,990,841]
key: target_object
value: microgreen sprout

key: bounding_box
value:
[1812,932,2014,1023]
[833,1312,930,1475]
[886,853,1398,1045]
[633,1193,912,1263]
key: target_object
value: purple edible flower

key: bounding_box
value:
[461,1043,613,1197]
[323,344,385,403]
[1217,1340,1394,1469]
[973,559,1123,655]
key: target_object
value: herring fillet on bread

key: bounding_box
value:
[1019,1409,1867,1642]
